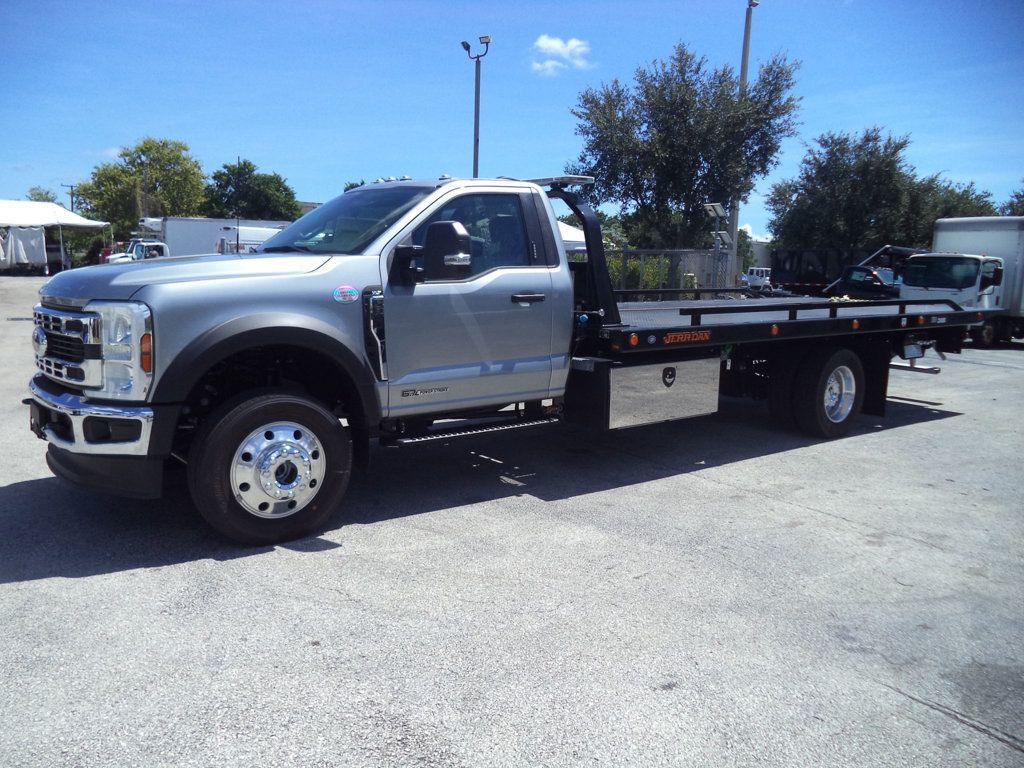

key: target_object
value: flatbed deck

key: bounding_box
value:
[600,297,984,354]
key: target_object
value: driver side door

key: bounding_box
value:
[381,189,556,417]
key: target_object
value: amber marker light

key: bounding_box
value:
[140,333,153,373]
[629,333,639,347]
[852,319,860,330]
[917,316,926,325]
[770,324,780,336]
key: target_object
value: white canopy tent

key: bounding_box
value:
[0,200,108,229]
[558,220,587,252]
[0,200,108,271]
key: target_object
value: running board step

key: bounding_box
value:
[889,362,941,374]
[393,417,560,445]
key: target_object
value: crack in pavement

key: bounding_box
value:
[879,682,1024,755]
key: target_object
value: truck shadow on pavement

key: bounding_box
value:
[0,397,960,584]
[341,397,962,526]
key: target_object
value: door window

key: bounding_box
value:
[411,193,529,277]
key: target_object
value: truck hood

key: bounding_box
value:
[39,253,333,304]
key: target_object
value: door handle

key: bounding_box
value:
[511,293,546,304]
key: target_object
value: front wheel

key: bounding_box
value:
[970,320,997,348]
[792,348,865,439]
[188,391,352,545]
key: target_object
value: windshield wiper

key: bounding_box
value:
[261,244,313,253]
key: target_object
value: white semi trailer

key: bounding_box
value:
[104,218,290,264]
[140,217,289,256]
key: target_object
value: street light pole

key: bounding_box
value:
[727,0,758,283]
[461,35,491,178]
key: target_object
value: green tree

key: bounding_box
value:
[767,128,996,249]
[737,228,753,272]
[202,159,302,220]
[568,42,799,248]
[1001,179,1024,216]
[76,138,205,238]
[344,180,366,192]
[26,186,58,203]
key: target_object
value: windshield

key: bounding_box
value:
[260,185,434,255]
[844,267,893,285]
[903,256,980,290]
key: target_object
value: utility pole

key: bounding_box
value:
[727,0,758,284]
[60,183,76,211]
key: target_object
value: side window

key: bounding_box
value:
[412,193,529,277]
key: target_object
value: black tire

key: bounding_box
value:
[187,391,351,545]
[767,356,799,430]
[792,348,865,439]
[970,320,997,348]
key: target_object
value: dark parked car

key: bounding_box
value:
[826,266,899,299]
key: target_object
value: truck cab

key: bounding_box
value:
[105,239,169,264]
[899,252,1003,343]
[742,266,772,292]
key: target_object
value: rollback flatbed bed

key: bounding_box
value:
[551,181,988,439]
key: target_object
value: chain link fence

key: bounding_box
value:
[602,249,731,293]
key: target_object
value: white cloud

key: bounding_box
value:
[532,59,567,76]
[740,224,772,243]
[101,147,122,158]
[531,34,592,76]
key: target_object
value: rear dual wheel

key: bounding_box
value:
[769,348,865,439]
[188,391,352,545]
[792,348,865,439]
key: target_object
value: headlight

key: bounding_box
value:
[85,301,153,400]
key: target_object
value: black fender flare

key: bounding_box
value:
[150,313,382,429]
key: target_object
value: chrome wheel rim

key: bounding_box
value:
[823,365,856,423]
[231,421,326,519]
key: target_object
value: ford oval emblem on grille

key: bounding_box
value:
[32,326,47,357]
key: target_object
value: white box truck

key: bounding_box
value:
[899,217,1024,346]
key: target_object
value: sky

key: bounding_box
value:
[2,0,1022,238]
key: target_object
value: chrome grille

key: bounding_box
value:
[43,333,86,362]
[33,304,102,387]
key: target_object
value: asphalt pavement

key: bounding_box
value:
[0,275,1022,767]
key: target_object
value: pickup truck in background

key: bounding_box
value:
[825,265,899,300]
[27,176,990,544]
[105,238,169,264]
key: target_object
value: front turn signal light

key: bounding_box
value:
[140,332,153,373]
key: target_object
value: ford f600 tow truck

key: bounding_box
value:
[27,176,989,544]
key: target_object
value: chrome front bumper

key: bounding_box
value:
[28,375,154,457]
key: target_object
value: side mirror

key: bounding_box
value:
[393,244,424,285]
[980,264,1003,291]
[423,221,472,281]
